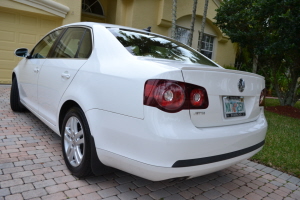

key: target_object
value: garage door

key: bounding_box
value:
[0,7,61,84]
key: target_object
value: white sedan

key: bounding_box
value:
[11,22,267,181]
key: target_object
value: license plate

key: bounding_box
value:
[223,96,246,118]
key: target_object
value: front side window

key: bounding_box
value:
[108,29,217,67]
[52,27,91,58]
[198,33,214,59]
[31,29,63,59]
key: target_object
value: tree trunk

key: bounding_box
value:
[252,54,258,73]
[275,78,299,106]
[198,0,209,51]
[272,66,300,106]
[188,0,198,47]
[171,0,177,39]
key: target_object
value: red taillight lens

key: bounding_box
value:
[259,88,266,106]
[190,89,205,107]
[144,79,209,113]
[154,82,185,110]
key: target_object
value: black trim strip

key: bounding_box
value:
[172,140,265,168]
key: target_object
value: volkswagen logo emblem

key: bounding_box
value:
[238,78,245,92]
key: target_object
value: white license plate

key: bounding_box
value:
[223,96,246,118]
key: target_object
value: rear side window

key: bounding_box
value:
[77,29,92,58]
[31,29,63,59]
[108,28,217,67]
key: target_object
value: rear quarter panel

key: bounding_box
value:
[59,25,183,119]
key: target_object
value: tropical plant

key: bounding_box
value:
[215,0,300,106]
[171,0,177,39]
[198,0,209,51]
[187,0,198,47]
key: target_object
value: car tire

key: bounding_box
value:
[10,78,26,112]
[61,107,93,178]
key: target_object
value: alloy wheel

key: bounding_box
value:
[64,116,85,167]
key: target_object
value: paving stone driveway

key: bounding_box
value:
[0,85,299,200]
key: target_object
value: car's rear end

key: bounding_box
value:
[94,63,267,181]
[90,25,267,181]
[134,63,267,179]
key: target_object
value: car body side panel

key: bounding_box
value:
[17,58,46,113]
[37,59,87,126]
[14,64,61,135]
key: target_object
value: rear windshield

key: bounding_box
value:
[108,28,217,67]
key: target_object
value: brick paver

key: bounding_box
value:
[0,85,299,199]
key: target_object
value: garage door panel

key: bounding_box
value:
[0,69,13,83]
[19,33,36,45]
[0,50,14,61]
[41,19,59,29]
[0,42,28,52]
[0,43,19,53]
[0,11,16,23]
[0,68,13,78]
[0,30,15,42]
[0,27,45,46]
[20,15,38,26]
[0,59,22,68]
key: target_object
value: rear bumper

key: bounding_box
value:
[86,107,267,181]
[172,140,264,168]
[97,146,263,181]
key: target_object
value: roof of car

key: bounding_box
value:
[61,22,151,34]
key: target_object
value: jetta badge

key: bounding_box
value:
[238,78,245,92]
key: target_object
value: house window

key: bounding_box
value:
[198,33,214,59]
[174,26,190,45]
[82,0,104,16]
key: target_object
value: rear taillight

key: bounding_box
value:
[144,79,209,113]
[154,82,185,111]
[190,89,205,107]
[259,88,266,106]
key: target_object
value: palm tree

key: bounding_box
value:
[198,0,209,51]
[188,0,198,47]
[253,54,258,73]
[171,0,177,39]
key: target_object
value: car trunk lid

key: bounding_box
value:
[181,66,265,127]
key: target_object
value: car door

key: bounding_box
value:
[37,27,92,125]
[18,29,63,113]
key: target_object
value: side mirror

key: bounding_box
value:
[14,48,29,58]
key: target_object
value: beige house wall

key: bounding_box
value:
[54,0,81,25]
[0,0,235,84]
[115,0,235,67]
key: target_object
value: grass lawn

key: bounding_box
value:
[250,98,300,178]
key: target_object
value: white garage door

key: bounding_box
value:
[0,7,61,84]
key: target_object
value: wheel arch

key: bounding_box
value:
[59,100,81,133]
[59,99,113,176]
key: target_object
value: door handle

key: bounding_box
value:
[61,72,71,79]
[33,68,39,73]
